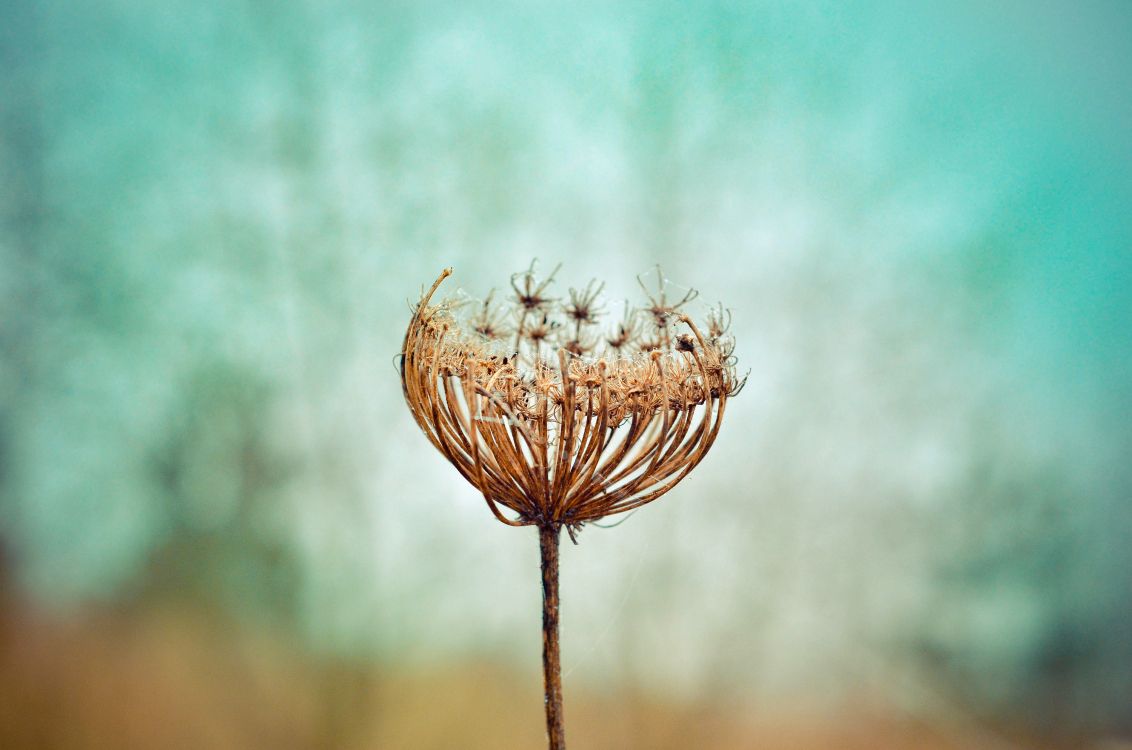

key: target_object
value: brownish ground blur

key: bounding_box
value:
[0,589,1079,750]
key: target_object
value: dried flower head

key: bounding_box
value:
[400,265,744,536]
[400,263,745,750]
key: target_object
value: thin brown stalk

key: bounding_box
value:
[539,524,565,750]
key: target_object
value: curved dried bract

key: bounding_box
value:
[400,266,743,536]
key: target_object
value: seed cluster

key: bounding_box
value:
[400,263,745,538]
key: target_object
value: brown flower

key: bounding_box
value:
[400,265,744,535]
[399,264,744,750]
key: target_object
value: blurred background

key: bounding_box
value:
[3,1,1131,748]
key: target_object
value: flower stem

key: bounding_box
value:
[539,523,566,749]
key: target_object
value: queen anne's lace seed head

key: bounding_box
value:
[401,265,745,538]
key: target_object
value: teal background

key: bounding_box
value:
[2,1,1131,747]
